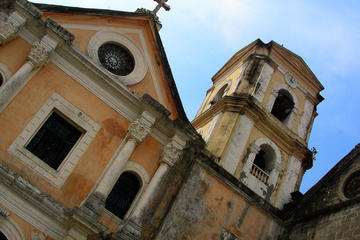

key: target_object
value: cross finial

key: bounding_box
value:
[152,0,171,15]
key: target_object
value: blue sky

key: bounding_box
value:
[32,0,360,193]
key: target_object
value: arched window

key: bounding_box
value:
[271,89,294,122]
[210,84,228,105]
[105,171,141,219]
[0,232,8,240]
[251,144,275,184]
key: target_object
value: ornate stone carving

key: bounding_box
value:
[0,20,18,45]
[161,142,182,167]
[27,41,51,68]
[0,207,9,218]
[220,229,239,240]
[0,11,26,46]
[127,119,152,143]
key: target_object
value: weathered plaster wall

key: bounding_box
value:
[0,61,163,211]
[0,203,52,240]
[156,163,281,240]
[42,12,180,119]
[0,37,31,75]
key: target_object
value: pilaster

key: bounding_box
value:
[83,112,156,218]
[0,34,58,112]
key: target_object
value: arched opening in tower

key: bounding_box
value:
[271,90,294,122]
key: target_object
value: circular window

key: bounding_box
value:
[87,30,148,86]
[343,170,360,199]
[98,43,135,76]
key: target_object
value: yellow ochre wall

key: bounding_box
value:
[42,12,179,119]
[0,13,179,233]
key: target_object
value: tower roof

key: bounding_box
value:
[212,39,324,92]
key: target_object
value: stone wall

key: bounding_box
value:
[287,201,360,240]
[155,153,283,240]
[282,145,360,240]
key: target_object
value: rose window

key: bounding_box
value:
[343,170,360,199]
[98,43,135,76]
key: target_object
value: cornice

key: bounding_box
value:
[211,39,264,83]
[192,94,313,169]
[10,0,197,146]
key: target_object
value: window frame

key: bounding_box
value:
[87,30,147,86]
[8,93,100,188]
[102,161,150,222]
[241,138,282,199]
[0,62,12,88]
[266,83,298,129]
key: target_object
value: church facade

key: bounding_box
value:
[0,1,359,240]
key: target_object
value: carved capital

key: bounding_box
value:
[161,142,182,167]
[27,41,51,68]
[127,119,151,143]
[27,35,58,69]
[0,20,18,45]
[0,11,26,45]
[127,112,155,143]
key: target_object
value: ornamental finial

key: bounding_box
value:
[152,0,170,15]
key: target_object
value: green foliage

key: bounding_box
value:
[311,147,318,161]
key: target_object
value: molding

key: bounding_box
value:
[16,20,175,146]
[102,161,150,222]
[87,30,148,86]
[62,24,165,105]
[8,93,100,188]
[0,213,26,240]
[0,181,67,239]
[124,161,150,184]
[241,137,282,199]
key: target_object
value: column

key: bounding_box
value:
[0,11,26,45]
[84,112,155,216]
[131,141,183,221]
[0,35,58,112]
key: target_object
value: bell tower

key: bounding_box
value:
[192,39,324,208]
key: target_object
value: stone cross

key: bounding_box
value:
[152,0,171,15]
